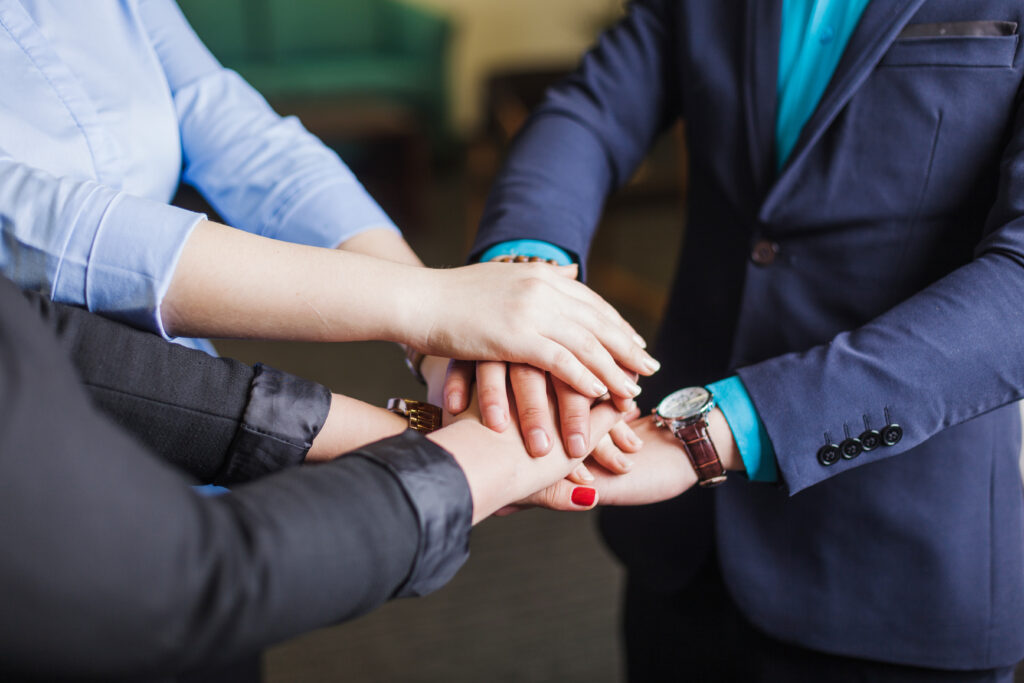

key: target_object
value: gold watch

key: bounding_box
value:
[387,398,442,433]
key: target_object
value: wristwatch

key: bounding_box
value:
[653,387,728,488]
[387,398,442,434]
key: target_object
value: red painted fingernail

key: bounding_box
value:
[571,486,597,507]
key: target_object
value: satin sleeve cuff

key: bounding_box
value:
[354,430,472,597]
[707,376,779,483]
[477,239,575,265]
[216,363,332,485]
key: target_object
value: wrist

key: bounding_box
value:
[306,394,407,462]
[707,407,743,471]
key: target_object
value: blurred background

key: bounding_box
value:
[169,1,1024,682]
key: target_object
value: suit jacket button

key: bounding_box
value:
[859,429,882,451]
[817,443,840,466]
[751,240,779,265]
[881,424,903,446]
[840,437,863,459]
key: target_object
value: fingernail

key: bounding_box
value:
[573,464,595,482]
[527,428,551,454]
[592,380,609,397]
[625,379,642,398]
[628,433,644,448]
[446,391,463,413]
[484,405,507,428]
[617,454,635,471]
[642,356,661,374]
[621,398,637,413]
[568,433,588,458]
[571,486,597,507]
[633,333,647,349]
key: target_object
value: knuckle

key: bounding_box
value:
[520,405,549,424]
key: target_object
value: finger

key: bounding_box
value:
[528,481,599,511]
[443,360,474,414]
[554,263,579,279]
[476,361,511,432]
[590,433,635,474]
[495,505,527,517]
[610,420,644,453]
[588,400,627,446]
[509,364,556,457]
[553,377,593,459]
[567,462,596,485]
[559,302,660,379]
[544,324,642,400]
[533,337,609,399]
[545,271,648,348]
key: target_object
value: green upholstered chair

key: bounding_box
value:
[176,0,451,143]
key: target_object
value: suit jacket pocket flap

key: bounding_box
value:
[880,31,1018,68]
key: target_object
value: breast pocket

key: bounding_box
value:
[881,21,1019,68]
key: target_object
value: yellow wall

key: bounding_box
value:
[406,0,623,134]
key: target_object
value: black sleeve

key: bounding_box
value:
[0,280,471,681]
[20,290,331,485]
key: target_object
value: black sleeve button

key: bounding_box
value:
[859,429,881,451]
[817,443,840,466]
[881,424,903,446]
[840,437,863,459]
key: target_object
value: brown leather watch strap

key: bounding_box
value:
[674,419,727,487]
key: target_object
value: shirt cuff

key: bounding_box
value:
[216,363,332,485]
[59,191,206,338]
[478,239,575,265]
[707,376,778,483]
[354,430,472,598]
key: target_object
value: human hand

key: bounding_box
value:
[514,415,697,510]
[406,262,658,403]
[439,359,642,465]
[427,389,626,523]
[513,408,741,510]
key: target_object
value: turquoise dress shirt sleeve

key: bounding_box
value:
[478,240,574,265]
[707,376,778,482]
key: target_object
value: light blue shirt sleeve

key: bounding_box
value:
[0,0,398,349]
[478,240,574,265]
[706,376,778,483]
[139,0,399,249]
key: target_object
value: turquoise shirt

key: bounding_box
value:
[484,0,871,483]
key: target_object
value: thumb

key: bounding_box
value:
[521,480,599,511]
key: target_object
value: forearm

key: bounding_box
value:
[306,394,408,462]
[161,219,424,343]
[338,226,424,267]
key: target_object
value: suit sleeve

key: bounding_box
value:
[737,91,1024,494]
[21,290,331,486]
[470,0,681,276]
[0,276,470,680]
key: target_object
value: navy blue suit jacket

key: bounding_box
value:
[473,0,1024,669]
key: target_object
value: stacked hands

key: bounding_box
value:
[402,261,736,519]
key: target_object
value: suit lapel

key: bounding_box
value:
[743,0,783,202]
[758,0,927,220]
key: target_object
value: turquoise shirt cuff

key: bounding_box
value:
[707,376,778,483]
[478,240,574,265]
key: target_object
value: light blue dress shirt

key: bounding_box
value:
[483,0,871,483]
[0,0,399,352]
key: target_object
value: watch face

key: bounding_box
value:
[656,387,712,420]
